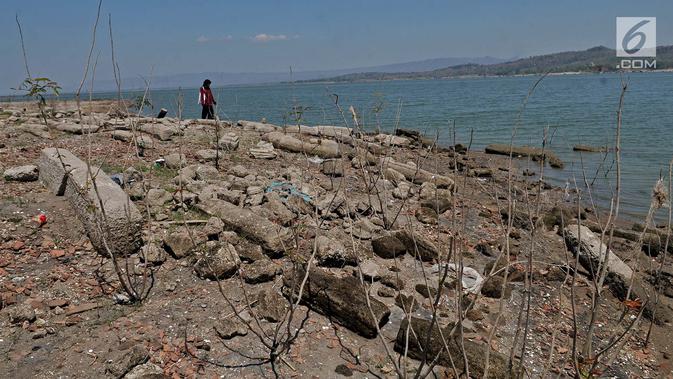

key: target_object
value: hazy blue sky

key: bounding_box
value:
[1,0,671,93]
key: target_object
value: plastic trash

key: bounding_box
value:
[110,173,124,187]
[265,180,312,203]
[36,213,47,226]
[431,263,484,294]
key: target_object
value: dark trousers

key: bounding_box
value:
[201,105,214,119]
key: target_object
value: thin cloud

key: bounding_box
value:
[196,35,233,43]
[252,33,289,43]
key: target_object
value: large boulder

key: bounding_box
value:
[283,267,390,338]
[38,148,143,257]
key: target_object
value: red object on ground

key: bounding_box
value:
[37,213,47,226]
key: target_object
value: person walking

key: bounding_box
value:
[199,79,216,119]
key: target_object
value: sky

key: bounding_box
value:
[1,0,672,94]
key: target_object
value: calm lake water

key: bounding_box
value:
[43,72,673,222]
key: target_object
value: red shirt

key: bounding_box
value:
[199,86,215,106]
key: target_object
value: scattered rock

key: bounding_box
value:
[394,229,441,262]
[197,198,292,255]
[214,318,248,340]
[315,235,352,267]
[283,267,390,338]
[321,160,344,176]
[140,243,166,265]
[105,345,149,378]
[194,242,241,279]
[241,260,280,284]
[371,235,407,259]
[123,362,166,379]
[377,286,395,298]
[203,217,225,238]
[255,288,288,322]
[415,207,438,224]
[359,259,382,281]
[480,276,512,299]
[164,153,186,169]
[392,182,412,199]
[249,141,277,159]
[3,165,39,182]
[334,364,354,377]
[163,230,198,258]
[8,303,36,324]
[349,218,380,240]
[145,188,173,208]
[381,275,405,290]
[394,317,513,379]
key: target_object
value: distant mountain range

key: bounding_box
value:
[96,56,509,92]
[303,46,673,83]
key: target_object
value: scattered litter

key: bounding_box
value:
[307,155,324,165]
[153,158,165,168]
[431,263,484,294]
[110,173,124,187]
[265,181,312,202]
[36,212,47,226]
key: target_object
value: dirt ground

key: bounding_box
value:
[1,100,672,378]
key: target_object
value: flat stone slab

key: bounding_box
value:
[38,148,143,257]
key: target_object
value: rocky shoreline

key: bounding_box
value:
[0,99,672,378]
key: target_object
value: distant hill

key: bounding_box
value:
[305,46,673,82]
[92,56,508,92]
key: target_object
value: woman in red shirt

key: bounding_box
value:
[199,79,216,119]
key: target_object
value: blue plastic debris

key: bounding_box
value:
[265,181,312,203]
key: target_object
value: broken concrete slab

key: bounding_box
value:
[197,198,292,255]
[283,267,390,338]
[38,148,143,257]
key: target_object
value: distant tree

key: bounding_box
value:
[13,77,61,126]
[130,95,153,111]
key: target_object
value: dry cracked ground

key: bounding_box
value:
[0,99,672,378]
